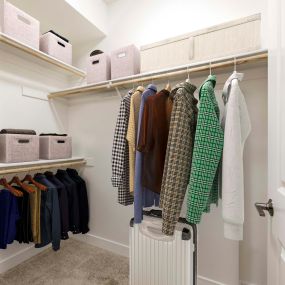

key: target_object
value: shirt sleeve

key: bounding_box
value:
[137,98,154,153]
[111,98,129,187]
[51,187,61,251]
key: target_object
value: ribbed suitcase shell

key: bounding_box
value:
[39,136,72,160]
[87,53,111,84]
[0,134,39,163]
[130,215,194,285]
[110,44,140,79]
[40,32,72,65]
[0,0,40,49]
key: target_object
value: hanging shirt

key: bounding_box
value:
[56,170,80,234]
[15,188,33,244]
[111,89,134,205]
[66,168,90,234]
[187,75,224,224]
[0,190,19,248]
[221,72,251,241]
[159,82,198,235]
[34,174,61,251]
[126,86,145,193]
[137,89,173,194]
[134,84,160,224]
[28,184,42,244]
[45,172,70,240]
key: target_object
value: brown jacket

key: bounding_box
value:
[137,89,173,193]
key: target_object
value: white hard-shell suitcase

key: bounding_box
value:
[129,210,197,285]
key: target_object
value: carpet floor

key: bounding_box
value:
[0,239,129,285]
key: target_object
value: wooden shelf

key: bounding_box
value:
[0,33,86,78]
[0,157,86,175]
[48,49,268,99]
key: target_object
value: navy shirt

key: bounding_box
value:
[34,174,61,251]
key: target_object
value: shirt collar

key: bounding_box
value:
[222,71,244,104]
[136,86,144,93]
[203,75,217,88]
[147,84,157,93]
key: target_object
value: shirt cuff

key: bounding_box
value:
[111,176,122,187]
[224,222,243,241]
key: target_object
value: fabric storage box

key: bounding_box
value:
[0,0,40,49]
[111,44,140,79]
[0,134,39,163]
[40,31,72,65]
[40,136,72,160]
[87,52,111,84]
[140,14,261,72]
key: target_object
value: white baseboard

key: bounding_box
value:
[0,244,49,274]
[72,233,129,257]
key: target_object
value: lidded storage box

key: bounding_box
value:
[40,31,72,65]
[0,134,39,163]
[40,136,72,160]
[0,0,40,49]
[87,50,111,84]
[110,44,140,79]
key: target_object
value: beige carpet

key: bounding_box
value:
[0,239,129,285]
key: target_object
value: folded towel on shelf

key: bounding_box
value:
[0,129,36,135]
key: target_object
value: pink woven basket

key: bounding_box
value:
[87,53,111,84]
[40,136,72,160]
[1,1,40,49]
[111,45,140,79]
[0,134,39,163]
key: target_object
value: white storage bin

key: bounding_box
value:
[140,14,261,72]
[0,0,40,49]
[0,134,39,163]
[40,136,72,160]
[111,44,140,79]
[87,53,111,84]
[40,32,72,65]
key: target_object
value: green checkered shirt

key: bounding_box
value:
[186,75,224,224]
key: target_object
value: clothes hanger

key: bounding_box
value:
[165,77,171,92]
[209,61,212,75]
[0,177,23,197]
[9,175,36,194]
[185,66,191,84]
[22,173,47,191]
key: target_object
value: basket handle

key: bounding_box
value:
[17,14,31,26]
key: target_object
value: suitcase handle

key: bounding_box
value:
[139,219,175,241]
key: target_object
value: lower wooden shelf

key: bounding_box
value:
[0,157,86,175]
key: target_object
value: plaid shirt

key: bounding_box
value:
[187,75,224,224]
[160,82,198,235]
[111,90,134,205]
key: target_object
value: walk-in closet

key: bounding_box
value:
[0,1,284,285]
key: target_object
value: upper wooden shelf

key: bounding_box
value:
[0,33,86,78]
[48,49,268,99]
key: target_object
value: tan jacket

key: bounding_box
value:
[126,86,144,193]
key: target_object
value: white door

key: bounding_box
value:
[267,0,285,284]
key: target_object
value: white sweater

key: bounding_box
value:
[221,72,251,241]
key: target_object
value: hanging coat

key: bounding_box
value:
[187,75,224,224]
[221,71,251,241]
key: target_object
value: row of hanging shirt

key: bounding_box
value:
[111,70,251,241]
[0,169,89,250]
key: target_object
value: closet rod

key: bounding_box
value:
[48,50,268,99]
[0,160,86,176]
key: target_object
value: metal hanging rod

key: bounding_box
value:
[48,49,268,99]
[0,159,86,176]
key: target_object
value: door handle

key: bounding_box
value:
[255,199,274,217]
